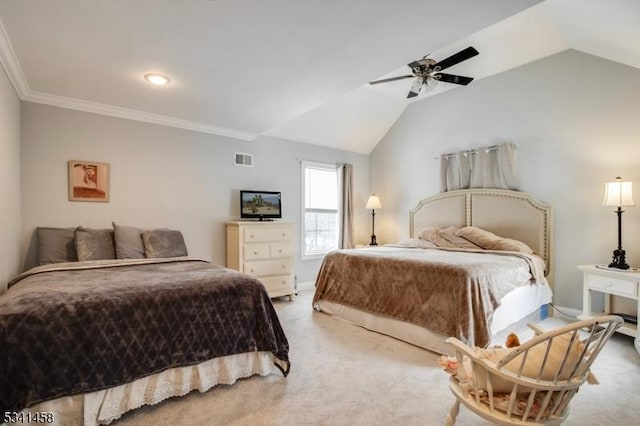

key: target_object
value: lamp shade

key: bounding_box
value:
[603,177,635,207]
[366,194,382,210]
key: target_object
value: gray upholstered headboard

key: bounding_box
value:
[409,189,553,280]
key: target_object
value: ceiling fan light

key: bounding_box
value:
[424,77,438,91]
[144,73,171,85]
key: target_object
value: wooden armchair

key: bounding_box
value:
[445,315,623,425]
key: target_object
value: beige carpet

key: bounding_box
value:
[116,287,640,425]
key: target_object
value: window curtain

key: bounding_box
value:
[339,163,354,249]
[441,142,517,192]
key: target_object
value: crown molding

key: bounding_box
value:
[24,91,257,141]
[0,16,28,98]
[0,16,256,141]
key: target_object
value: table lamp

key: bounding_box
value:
[603,177,634,269]
[366,194,382,246]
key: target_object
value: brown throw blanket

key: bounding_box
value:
[313,246,546,349]
[1,258,290,414]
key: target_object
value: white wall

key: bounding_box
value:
[370,49,640,311]
[0,65,21,292]
[20,103,370,283]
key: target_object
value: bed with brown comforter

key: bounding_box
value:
[0,258,290,419]
[313,244,549,351]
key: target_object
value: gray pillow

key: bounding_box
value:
[112,222,145,259]
[36,227,78,265]
[142,229,188,258]
[75,227,116,261]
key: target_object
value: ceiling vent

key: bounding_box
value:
[234,152,253,167]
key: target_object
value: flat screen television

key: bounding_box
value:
[240,190,282,221]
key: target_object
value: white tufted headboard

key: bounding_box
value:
[409,189,553,282]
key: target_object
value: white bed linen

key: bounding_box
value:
[490,281,553,335]
[17,351,277,426]
[315,282,552,356]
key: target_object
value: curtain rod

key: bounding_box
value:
[434,142,519,160]
[296,157,343,166]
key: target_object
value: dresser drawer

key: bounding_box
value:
[244,227,292,243]
[270,242,292,258]
[243,243,269,260]
[588,274,638,297]
[244,259,292,276]
[261,275,294,293]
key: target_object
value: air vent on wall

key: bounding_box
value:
[234,152,253,167]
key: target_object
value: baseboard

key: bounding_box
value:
[548,304,581,321]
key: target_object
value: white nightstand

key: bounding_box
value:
[578,265,640,337]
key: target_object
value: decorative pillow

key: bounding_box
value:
[142,229,188,258]
[74,227,116,261]
[454,226,502,249]
[417,227,458,248]
[491,238,534,254]
[438,227,483,250]
[442,331,586,393]
[36,227,78,265]
[455,226,534,254]
[505,332,584,381]
[112,222,145,259]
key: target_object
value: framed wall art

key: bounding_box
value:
[68,160,110,202]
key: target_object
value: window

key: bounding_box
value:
[302,161,340,257]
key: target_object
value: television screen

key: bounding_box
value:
[240,190,282,220]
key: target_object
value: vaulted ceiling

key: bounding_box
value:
[0,0,638,154]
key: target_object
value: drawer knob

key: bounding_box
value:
[282,265,286,268]
[250,234,254,238]
[279,249,282,253]
[253,251,258,255]
[282,233,286,237]
[250,269,254,273]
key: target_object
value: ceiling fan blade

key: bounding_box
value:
[434,46,479,71]
[369,75,415,85]
[434,73,474,85]
[406,77,424,98]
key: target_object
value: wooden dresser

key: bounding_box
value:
[226,221,295,300]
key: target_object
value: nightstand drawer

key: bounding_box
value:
[588,274,638,297]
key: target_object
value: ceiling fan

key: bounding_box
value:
[369,46,479,98]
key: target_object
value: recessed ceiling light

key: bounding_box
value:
[144,73,171,85]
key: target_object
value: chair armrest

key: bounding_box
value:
[445,337,479,359]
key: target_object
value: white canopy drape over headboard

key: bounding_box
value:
[409,189,552,283]
[440,142,518,192]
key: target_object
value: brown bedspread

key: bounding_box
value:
[313,246,546,349]
[0,258,290,414]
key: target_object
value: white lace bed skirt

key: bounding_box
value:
[17,351,277,426]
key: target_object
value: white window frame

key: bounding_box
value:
[300,161,342,260]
